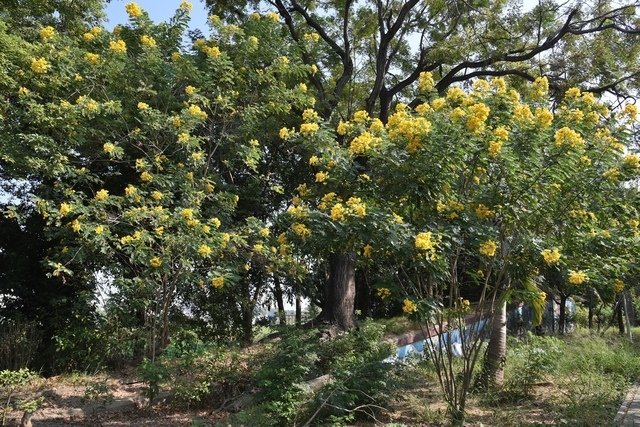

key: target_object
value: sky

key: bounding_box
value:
[104,0,210,30]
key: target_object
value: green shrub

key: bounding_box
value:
[504,333,561,399]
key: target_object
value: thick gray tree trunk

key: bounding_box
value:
[321,253,356,330]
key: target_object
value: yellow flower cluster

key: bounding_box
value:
[187,104,208,120]
[300,122,319,134]
[291,222,311,238]
[39,26,56,41]
[541,248,561,265]
[531,76,549,99]
[479,240,497,257]
[568,270,587,285]
[353,110,369,123]
[363,244,373,258]
[346,197,366,217]
[84,53,100,65]
[623,154,640,168]
[71,219,82,233]
[318,192,337,210]
[554,127,584,148]
[59,202,72,217]
[198,244,212,257]
[211,276,224,288]
[376,288,391,299]
[140,171,153,182]
[125,2,143,18]
[613,279,624,294]
[315,171,328,183]
[279,127,292,139]
[415,232,438,259]
[513,104,534,124]
[180,1,192,12]
[348,131,381,155]
[82,27,102,42]
[31,57,50,73]
[140,35,156,48]
[602,168,620,181]
[109,40,127,54]
[475,204,494,219]
[94,189,109,201]
[436,199,464,220]
[330,203,345,221]
[623,103,637,121]
[149,257,162,268]
[303,32,320,42]
[95,225,105,235]
[446,86,466,103]
[535,108,554,128]
[418,71,435,92]
[266,11,280,22]
[466,103,490,133]
[402,298,417,314]
[387,111,432,152]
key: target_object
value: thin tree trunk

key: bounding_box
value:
[321,253,356,330]
[482,300,507,389]
[588,288,594,330]
[558,294,567,335]
[295,290,302,325]
[617,298,625,335]
[273,276,286,325]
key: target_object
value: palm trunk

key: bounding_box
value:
[482,300,507,389]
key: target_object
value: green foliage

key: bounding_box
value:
[138,358,168,403]
[0,368,41,424]
[504,333,561,399]
[83,379,114,404]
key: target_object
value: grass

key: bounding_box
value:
[386,327,640,426]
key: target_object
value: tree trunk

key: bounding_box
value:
[355,269,371,318]
[321,253,357,330]
[295,291,302,325]
[588,288,594,330]
[482,300,507,389]
[558,294,567,335]
[273,276,286,325]
[617,298,625,335]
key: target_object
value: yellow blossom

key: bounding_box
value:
[348,131,381,155]
[95,225,105,235]
[292,222,311,238]
[623,103,638,121]
[203,46,221,58]
[603,168,620,181]
[488,140,503,158]
[140,35,156,48]
[353,110,370,123]
[535,108,554,128]
[513,104,534,124]
[181,208,195,221]
[279,127,291,139]
[302,108,319,123]
[431,98,446,110]
[31,57,50,73]
[179,1,192,12]
[565,87,581,99]
[479,240,497,257]
[84,53,100,64]
[17,86,30,97]
[531,76,549,99]
[330,203,345,221]
[446,86,465,102]
[59,203,72,217]
[554,127,584,148]
[624,154,640,168]
[210,217,221,229]
[541,248,561,265]
[125,2,143,18]
[39,26,56,41]
[300,122,319,134]
[568,270,587,285]
[336,121,350,135]
[363,244,373,258]
[155,226,164,235]
[149,257,162,268]
[211,276,224,288]
[198,244,212,257]
[475,204,494,219]
[109,40,127,54]
[402,299,417,314]
[377,288,391,299]
[71,219,82,233]
[151,191,163,201]
[466,103,490,133]
[415,232,437,252]
[94,189,109,201]
[125,185,137,196]
[266,11,280,22]
[308,155,320,166]
[613,279,624,294]
[187,104,207,120]
[103,143,115,154]
[315,171,328,183]
[140,171,153,182]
